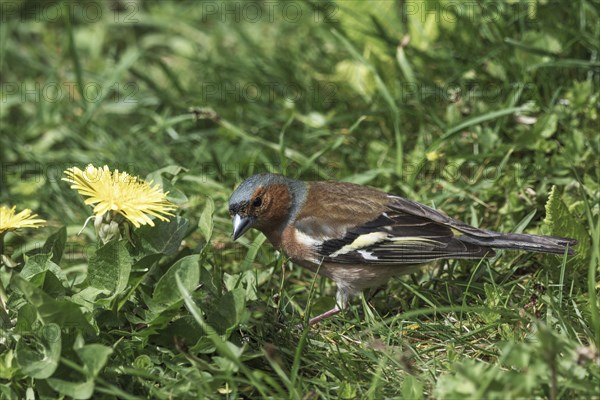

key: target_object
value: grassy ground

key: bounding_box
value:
[1,0,599,398]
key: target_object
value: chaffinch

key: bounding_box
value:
[228,173,577,325]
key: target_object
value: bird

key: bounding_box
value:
[228,173,577,326]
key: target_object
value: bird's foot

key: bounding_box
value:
[296,307,341,329]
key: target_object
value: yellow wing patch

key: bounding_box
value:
[329,232,438,257]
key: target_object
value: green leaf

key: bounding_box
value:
[481,283,502,324]
[407,0,441,51]
[512,32,562,67]
[335,1,403,58]
[46,378,95,400]
[88,240,132,297]
[145,165,187,184]
[401,375,424,400]
[15,303,38,334]
[334,60,375,100]
[338,381,357,399]
[544,186,589,260]
[13,277,94,333]
[37,300,95,332]
[536,113,558,138]
[224,270,258,301]
[70,287,110,311]
[199,197,215,243]
[200,264,220,296]
[435,360,484,398]
[0,349,18,380]
[151,254,200,312]
[240,234,266,271]
[75,344,113,378]
[132,354,153,370]
[176,277,248,378]
[20,254,67,295]
[137,216,191,256]
[207,288,246,334]
[151,316,205,348]
[501,342,531,370]
[42,227,67,264]
[15,323,61,379]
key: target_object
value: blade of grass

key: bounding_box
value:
[428,106,528,153]
[219,119,313,170]
[366,356,387,400]
[64,1,85,110]
[279,114,295,174]
[588,207,600,348]
[81,49,141,126]
[331,28,403,176]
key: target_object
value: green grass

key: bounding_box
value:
[1,0,599,398]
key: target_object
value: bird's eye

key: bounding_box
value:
[253,197,262,207]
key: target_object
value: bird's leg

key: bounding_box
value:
[307,307,341,325]
[299,287,350,328]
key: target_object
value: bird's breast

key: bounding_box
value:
[279,226,321,265]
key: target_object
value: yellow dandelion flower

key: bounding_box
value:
[0,205,46,234]
[63,165,177,228]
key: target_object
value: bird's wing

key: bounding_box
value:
[294,192,495,265]
[293,181,576,263]
[384,195,499,238]
[315,206,494,265]
[292,182,494,265]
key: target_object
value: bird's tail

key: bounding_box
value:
[459,232,578,256]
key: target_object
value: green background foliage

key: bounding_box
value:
[1,0,598,398]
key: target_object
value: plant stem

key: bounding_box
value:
[0,232,5,263]
[0,232,11,326]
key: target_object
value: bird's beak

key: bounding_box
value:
[232,214,255,240]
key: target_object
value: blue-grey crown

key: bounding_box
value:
[229,173,307,221]
[229,174,286,205]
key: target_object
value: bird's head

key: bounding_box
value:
[228,173,306,240]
